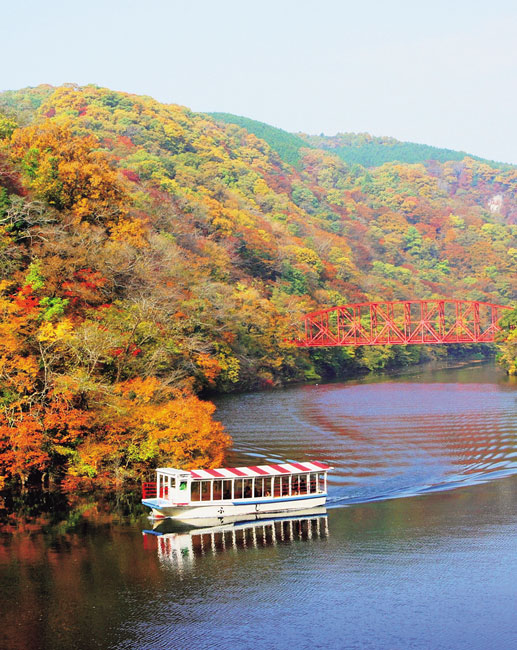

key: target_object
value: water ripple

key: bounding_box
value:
[215,366,517,505]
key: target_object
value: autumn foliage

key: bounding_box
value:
[0,83,515,489]
[9,121,127,224]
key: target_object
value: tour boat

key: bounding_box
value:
[141,461,333,523]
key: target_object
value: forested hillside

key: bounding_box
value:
[209,112,310,167]
[207,112,513,169]
[299,132,514,168]
[0,84,516,489]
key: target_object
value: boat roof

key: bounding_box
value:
[189,461,331,480]
[156,467,191,477]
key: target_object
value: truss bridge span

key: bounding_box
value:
[290,300,513,348]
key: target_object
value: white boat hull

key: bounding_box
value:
[143,494,327,522]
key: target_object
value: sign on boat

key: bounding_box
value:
[141,461,333,523]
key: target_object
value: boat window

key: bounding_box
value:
[201,480,212,501]
[292,475,300,495]
[234,479,243,499]
[280,476,289,496]
[299,475,308,495]
[223,479,232,500]
[161,475,170,499]
[273,477,281,497]
[191,481,200,501]
[254,478,263,498]
[179,481,187,491]
[213,480,222,500]
[264,477,272,497]
[243,479,253,499]
[309,473,317,493]
[318,473,325,493]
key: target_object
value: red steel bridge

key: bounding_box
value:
[289,300,512,348]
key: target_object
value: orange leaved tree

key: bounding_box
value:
[63,377,231,490]
[8,121,128,225]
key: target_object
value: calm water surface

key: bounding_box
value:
[1,362,516,649]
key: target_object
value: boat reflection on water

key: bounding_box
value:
[142,508,329,567]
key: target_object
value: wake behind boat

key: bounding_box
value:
[141,461,333,523]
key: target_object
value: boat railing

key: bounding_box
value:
[142,482,157,499]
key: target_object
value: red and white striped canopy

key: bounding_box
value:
[190,461,330,480]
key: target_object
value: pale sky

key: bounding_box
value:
[3,0,517,163]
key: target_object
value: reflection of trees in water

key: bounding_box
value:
[0,488,145,537]
[0,495,162,650]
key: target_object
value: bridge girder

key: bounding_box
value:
[290,300,512,348]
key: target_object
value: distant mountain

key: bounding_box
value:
[208,112,312,167]
[208,113,514,170]
[299,132,514,169]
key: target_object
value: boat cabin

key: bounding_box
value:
[142,461,331,504]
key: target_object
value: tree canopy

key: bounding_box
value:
[0,84,515,489]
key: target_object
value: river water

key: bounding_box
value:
[0,362,516,649]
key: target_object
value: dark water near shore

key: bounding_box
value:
[1,362,516,649]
